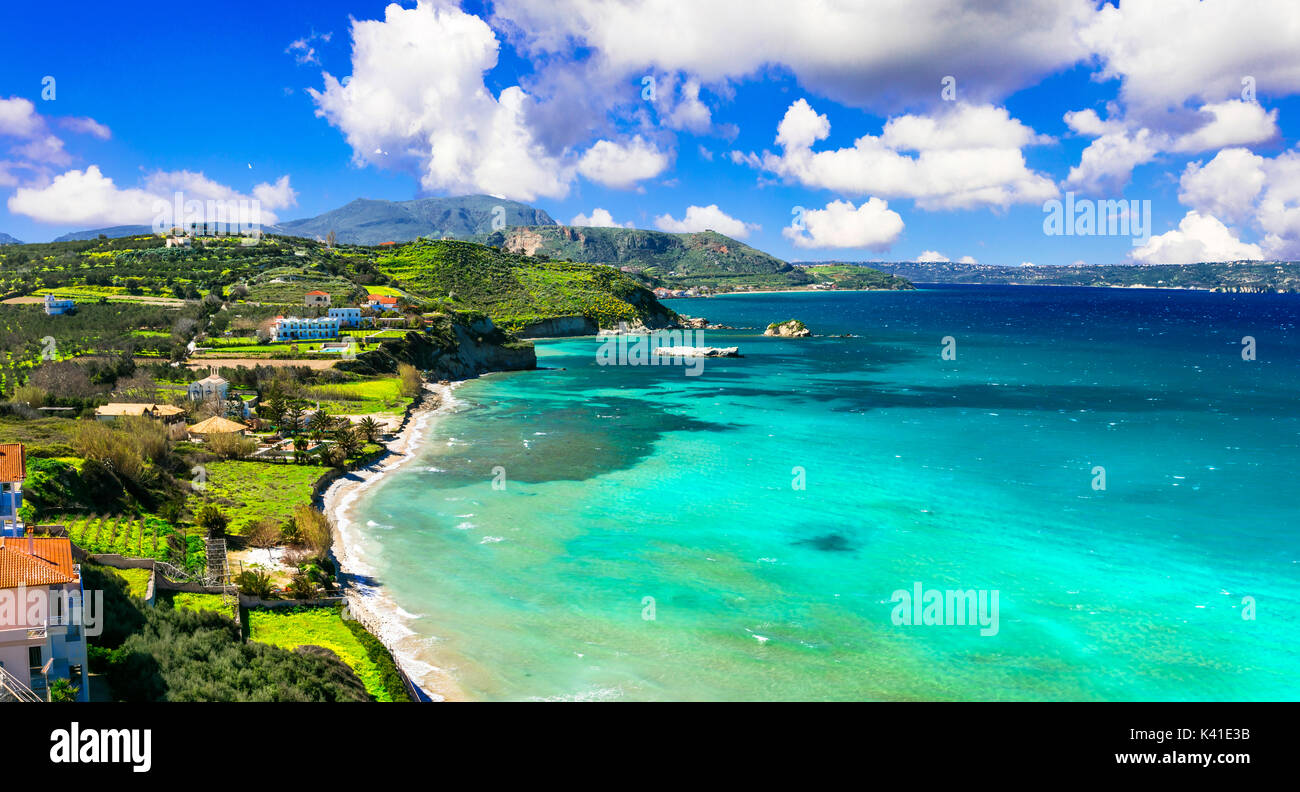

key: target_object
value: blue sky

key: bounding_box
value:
[2,1,1300,266]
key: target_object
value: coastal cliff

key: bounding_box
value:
[337,312,536,378]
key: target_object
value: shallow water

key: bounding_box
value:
[347,285,1300,700]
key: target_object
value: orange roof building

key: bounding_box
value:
[0,537,77,587]
[0,535,89,701]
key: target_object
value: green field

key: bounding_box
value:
[246,607,391,701]
[101,565,153,599]
[164,591,228,615]
[201,460,329,533]
[306,376,408,414]
[67,514,178,560]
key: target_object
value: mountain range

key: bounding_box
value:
[0,232,24,245]
[271,195,556,245]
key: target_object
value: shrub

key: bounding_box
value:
[286,569,319,600]
[234,569,274,599]
[292,504,332,557]
[73,421,143,483]
[397,363,422,398]
[206,431,257,460]
[48,678,79,702]
[195,504,229,538]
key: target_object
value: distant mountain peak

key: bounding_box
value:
[0,232,23,245]
[272,194,557,245]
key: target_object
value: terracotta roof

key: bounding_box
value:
[0,443,24,482]
[305,290,330,296]
[367,295,398,304]
[0,537,77,588]
[95,403,186,418]
[187,415,249,435]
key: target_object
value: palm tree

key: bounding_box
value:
[357,416,381,444]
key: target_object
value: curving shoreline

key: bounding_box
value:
[321,379,470,702]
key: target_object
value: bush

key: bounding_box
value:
[196,504,229,538]
[234,569,274,599]
[48,678,79,702]
[206,431,257,460]
[286,569,319,600]
[397,363,422,398]
[292,504,332,557]
[73,421,143,483]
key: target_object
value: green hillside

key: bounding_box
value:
[373,239,677,333]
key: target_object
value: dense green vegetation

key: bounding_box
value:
[86,566,371,702]
[248,606,411,702]
[375,239,676,332]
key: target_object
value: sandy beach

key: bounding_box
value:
[320,379,469,702]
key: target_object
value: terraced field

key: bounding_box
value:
[67,514,178,560]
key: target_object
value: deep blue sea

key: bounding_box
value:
[345,285,1300,700]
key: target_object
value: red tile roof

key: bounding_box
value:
[305,290,330,296]
[0,537,77,588]
[0,443,24,482]
[367,295,398,304]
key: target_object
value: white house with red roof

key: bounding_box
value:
[0,536,90,701]
[365,294,399,312]
[304,290,331,307]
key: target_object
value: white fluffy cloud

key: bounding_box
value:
[1132,211,1264,264]
[1178,148,1267,224]
[576,136,670,189]
[915,250,949,262]
[1174,147,1300,257]
[309,2,671,200]
[1081,0,1300,114]
[570,208,632,228]
[1064,100,1277,193]
[310,2,573,201]
[0,97,113,175]
[743,100,1057,210]
[654,204,757,237]
[7,165,296,227]
[492,0,1097,112]
[782,198,903,250]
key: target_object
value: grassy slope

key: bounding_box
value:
[202,460,329,534]
[246,607,390,701]
[375,239,676,332]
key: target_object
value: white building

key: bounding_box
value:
[304,290,331,307]
[43,295,74,316]
[329,307,363,328]
[0,537,90,702]
[188,373,229,402]
[272,316,341,342]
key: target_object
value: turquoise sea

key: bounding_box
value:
[345,285,1300,701]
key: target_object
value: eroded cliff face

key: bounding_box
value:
[515,316,600,338]
[337,314,536,379]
